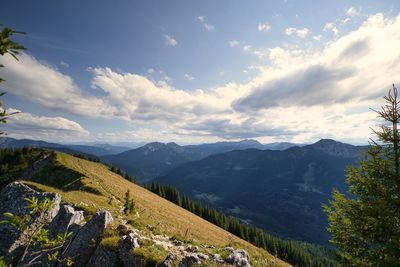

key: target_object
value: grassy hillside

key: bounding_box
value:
[20,151,289,267]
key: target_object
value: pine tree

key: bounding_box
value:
[123,190,135,215]
[324,85,400,266]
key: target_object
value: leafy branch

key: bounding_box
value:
[0,196,74,266]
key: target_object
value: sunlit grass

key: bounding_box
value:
[23,152,289,267]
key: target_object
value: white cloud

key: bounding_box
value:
[346,7,361,17]
[147,68,155,74]
[1,53,115,117]
[341,18,351,24]
[229,40,240,47]
[164,34,178,47]
[253,50,266,60]
[235,13,400,112]
[258,23,271,32]
[5,13,400,144]
[324,22,339,35]
[88,67,236,122]
[60,61,69,68]
[184,74,194,81]
[197,16,215,31]
[243,45,252,52]
[4,108,89,141]
[313,35,322,41]
[285,27,310,38]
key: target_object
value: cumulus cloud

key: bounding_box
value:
[197,16,215,31]
[346,7,361,17]
[313,35,322,41]
[243,45,252,52]
[88,67,237,122]
[164,34,178,47]
[184,74,194,81]
[285,27,310,38]
[4,108,89,141]
[258,23,271,32]
[228,40,240,47]
[234,13,400,113]
[1,53,115,117]
[324,22,339,35]
[4,13,400,144]
[60,61,69,67]
[253,50,266,60]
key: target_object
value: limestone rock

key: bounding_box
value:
[0,182,61,259]
[160,253,177,267]
[118,232,141,267]
[226,249,251,267]
[178,253,202,267]
[60,210,113,266]
[87,245,119,267]
[47,204,85,237]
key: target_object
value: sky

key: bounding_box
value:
[1,0,400,145]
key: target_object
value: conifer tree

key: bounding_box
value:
[123,190,135,215]
[324,85,400,266]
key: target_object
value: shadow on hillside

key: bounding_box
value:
[30,157,101,195]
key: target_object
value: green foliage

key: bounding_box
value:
[132,243,169,267]
[0,211,31,230]
[0,147,41,188]
[100,235,121,250]
[146,182,336,267]
[0,256,7,267]
[0,26,26,134]
[0,196,73,266]
[324,85,400,267]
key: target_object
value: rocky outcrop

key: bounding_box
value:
[60,210,113,266]
[226,249,251,267]
[86,245,118,267]
[47,204,85,237]
[0,182,61,259]
[118,232,141,267]
[0,182,112,267]
[0,182,252,267]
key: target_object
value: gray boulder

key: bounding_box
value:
[178,253,202,267]
[160,253,177,267]
[0,182,61,259]
[226,249,251,267]
[118,232,141,267]
[60,210,113,266]
[87,245,119,267]
[47,204,85,237]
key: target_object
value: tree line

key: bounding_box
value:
[145,182,336,267]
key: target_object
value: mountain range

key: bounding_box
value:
[101,139,299,183]
[155,139,366,244]
[0,136,365,244]
[0,137,131,156]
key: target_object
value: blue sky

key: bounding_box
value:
[1,0,400,145]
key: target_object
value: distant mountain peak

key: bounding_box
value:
[309,139,360,157]
[238,139,262,145]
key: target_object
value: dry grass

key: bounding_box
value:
[23,152,290,267]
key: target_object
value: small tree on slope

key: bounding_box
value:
[324,85,400,267]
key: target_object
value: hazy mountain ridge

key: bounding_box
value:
[101,139,299,183]
[0,137,130,156]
